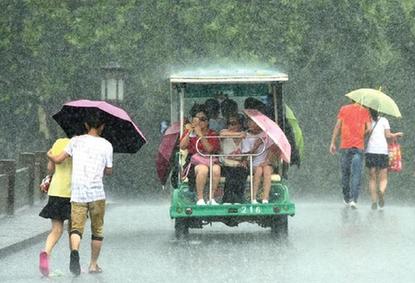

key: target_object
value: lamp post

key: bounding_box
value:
[101,62,125,103]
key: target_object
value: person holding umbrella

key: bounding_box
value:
[365,109,403,209]
[47,111,113,276]
[330,99,371,209]
[240,109,291,204]
[340,88,402,209]
[241,117,282,204]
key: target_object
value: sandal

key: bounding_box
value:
[88,265,103,274]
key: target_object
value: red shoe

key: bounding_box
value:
[39,251,49,277]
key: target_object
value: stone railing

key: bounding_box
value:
[0,152,47,216]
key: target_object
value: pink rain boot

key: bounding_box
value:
[39,251,49,277]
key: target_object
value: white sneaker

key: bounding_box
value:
[350,201,357,209]
[343,199,351,207]
[262,199,269,204]
[209,199,219,205]
[251,200,258,204]
[196,199,206,205]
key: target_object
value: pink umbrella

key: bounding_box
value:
[243,109,291,163]
[156,122,180,185]
[53,99,147,153]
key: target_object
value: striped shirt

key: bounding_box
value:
[65,135,113,203]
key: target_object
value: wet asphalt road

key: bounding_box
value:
[0,199,414,283]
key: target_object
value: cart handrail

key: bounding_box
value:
[193,135,267,203]
[194,135,266,157]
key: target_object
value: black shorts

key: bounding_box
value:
[39,196,71,221]
[365,153,389,169]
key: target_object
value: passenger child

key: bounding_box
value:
[242,118,279,204]
[220,98,239,121]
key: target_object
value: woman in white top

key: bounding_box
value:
[220,114,248,203]
[365,109,403,209]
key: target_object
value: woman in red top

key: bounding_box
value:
[180,104,221,205]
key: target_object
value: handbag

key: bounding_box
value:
[40,175,52,192]
[388,139,402,172]
[190,153,219,166]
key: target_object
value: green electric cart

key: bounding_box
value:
[168,67,295,238]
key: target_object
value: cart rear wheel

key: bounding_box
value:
[175,219,189,239]
[270,215,288,238]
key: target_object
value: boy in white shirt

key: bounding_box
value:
[48,113,113,276]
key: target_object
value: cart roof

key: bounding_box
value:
[170,67,288,84]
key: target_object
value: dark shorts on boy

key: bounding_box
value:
[365,153,389,169]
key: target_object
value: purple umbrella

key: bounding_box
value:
[53,99,147,153]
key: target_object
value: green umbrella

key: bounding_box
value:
[285,105,304,162]
[345,88,402,118]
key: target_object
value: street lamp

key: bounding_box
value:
[101,62,125,102]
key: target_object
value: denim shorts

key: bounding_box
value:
[365,153,389,169]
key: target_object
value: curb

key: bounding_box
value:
[0,231,49,259]
[0,200,116,260]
